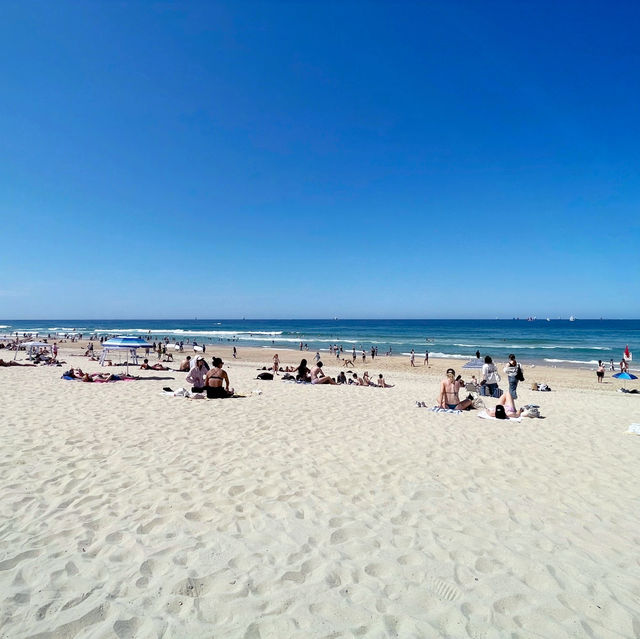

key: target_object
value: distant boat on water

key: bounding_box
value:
[569,315,576,322]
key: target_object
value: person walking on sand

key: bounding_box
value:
[410,349,415,367]
[273,353,280,375]
[596,360,605,383]
[424,350,429,366]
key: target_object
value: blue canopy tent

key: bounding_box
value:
[99,336,153,373]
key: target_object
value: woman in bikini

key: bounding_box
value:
[438,368,473,410]
[487,392,523,418]
[205,357,234,398]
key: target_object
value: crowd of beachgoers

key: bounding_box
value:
[2,332,636,416]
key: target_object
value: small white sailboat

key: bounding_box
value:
[569,315,576,322]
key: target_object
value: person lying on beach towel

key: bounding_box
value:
[140,358,169,371]
[486,392,523,418]
[62,368,137,382]
[0,359,36,367]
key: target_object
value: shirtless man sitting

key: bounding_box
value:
[310,361,336,385]
[178,356,192,372]
[438,368,473,410]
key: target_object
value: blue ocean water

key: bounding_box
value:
[1,319,638,369]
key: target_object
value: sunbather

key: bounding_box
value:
[0,359,36,367]
[292,358,311,382]
[438,368,473,410]
[140,358,169,370]
[310,361,336,384]
[205,357,234,398]
[487,392,523,418]
[378,374,394,388]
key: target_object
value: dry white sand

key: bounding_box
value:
[1,343,639,638]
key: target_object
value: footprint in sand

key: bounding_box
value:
[0,549,40,571]
[425,575,461,602]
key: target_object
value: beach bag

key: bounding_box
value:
[256,372,274,380]
[516,366,525,382]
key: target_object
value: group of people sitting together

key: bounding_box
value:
[438,354,531,418]
[182,355,234,398]
[262,357,393,387]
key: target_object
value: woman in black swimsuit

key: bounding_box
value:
[205,357,234,398]
[293,358,311,382]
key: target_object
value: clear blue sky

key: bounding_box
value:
[1,1,638,319]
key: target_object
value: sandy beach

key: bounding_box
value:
[1,342,639,638]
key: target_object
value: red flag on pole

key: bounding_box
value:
[625,344,631,358]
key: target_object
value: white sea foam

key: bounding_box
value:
[105,328,283,337]
[453,342,612,351]
[544,358,600,365]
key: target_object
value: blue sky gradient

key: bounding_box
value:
[1,1,638,318]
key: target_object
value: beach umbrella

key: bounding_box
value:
[100,336,153,373]
[612,372,637,380]
[613,371,638,391]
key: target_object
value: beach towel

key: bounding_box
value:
[478,410,522,422]
[430,406,462,415]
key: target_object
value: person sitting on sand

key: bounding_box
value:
[178,356,192,372]
[350,372,365,386]
[186,356,207,392]
[438,368,473,410]
[292,358,311,382]
[487,392,523,418]
[310,361,336,385]
[378,373,394,388]
[204,357,234,398]
[140,358,169,371]
[0,359,36,367]
[336,371,347,384]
